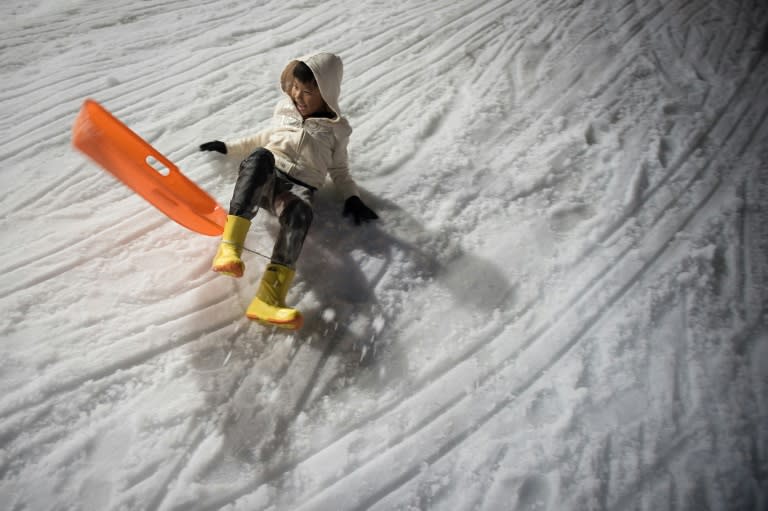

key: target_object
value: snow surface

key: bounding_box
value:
[2,0,768,510]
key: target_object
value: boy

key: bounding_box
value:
[199,52,377,330]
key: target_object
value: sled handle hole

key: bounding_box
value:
[147,155,171,176]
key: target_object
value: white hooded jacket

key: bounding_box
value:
[226,53,359,199]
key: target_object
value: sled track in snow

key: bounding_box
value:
[154,1,768,509]
[1,0,767,509]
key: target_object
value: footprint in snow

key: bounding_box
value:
[526,387,563,426]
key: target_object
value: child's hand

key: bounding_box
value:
[199,140,227,154]
[343,196,379,225]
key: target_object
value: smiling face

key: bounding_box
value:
[290,79,326,119]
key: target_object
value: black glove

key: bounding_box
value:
[343,196,379,225]
[199,140,227,154]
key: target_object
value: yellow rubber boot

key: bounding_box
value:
[246,263,303,329]
[212,215,251,278]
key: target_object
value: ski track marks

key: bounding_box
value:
[1,0,767,510]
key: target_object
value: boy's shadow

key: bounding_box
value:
[296,186,517,360]
[190,181,516,474]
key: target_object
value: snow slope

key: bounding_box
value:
[1,0,767,509]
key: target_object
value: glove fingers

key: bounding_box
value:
[342,196,378,224]
[199,140,227,154]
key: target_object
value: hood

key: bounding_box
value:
[280,52,344,119]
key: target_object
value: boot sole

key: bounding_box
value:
[247,313,304,330]
[212,262,244,278]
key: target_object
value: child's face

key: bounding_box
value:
[290,79,325,118]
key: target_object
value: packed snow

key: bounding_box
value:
[1,0,767,510]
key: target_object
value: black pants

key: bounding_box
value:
[229,148,314,268]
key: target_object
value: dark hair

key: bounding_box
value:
[293,61,317,86]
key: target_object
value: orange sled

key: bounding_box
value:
[72,99,226,236]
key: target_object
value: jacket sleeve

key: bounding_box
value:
[226,128,273,161]
[327,129,359,199]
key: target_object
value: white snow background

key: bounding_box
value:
[1,0,767,510]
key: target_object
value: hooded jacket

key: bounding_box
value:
[227,53,359,199]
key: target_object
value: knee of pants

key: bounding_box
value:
[239,148,275,176]
[281,199,314,232]
[247,147,275,165]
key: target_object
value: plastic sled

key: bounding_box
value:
[72,99,226,236]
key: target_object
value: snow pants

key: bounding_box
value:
[229,148,314,269]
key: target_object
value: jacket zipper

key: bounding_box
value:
[295,120,307,165]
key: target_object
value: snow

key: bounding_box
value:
[1,0,767,509]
